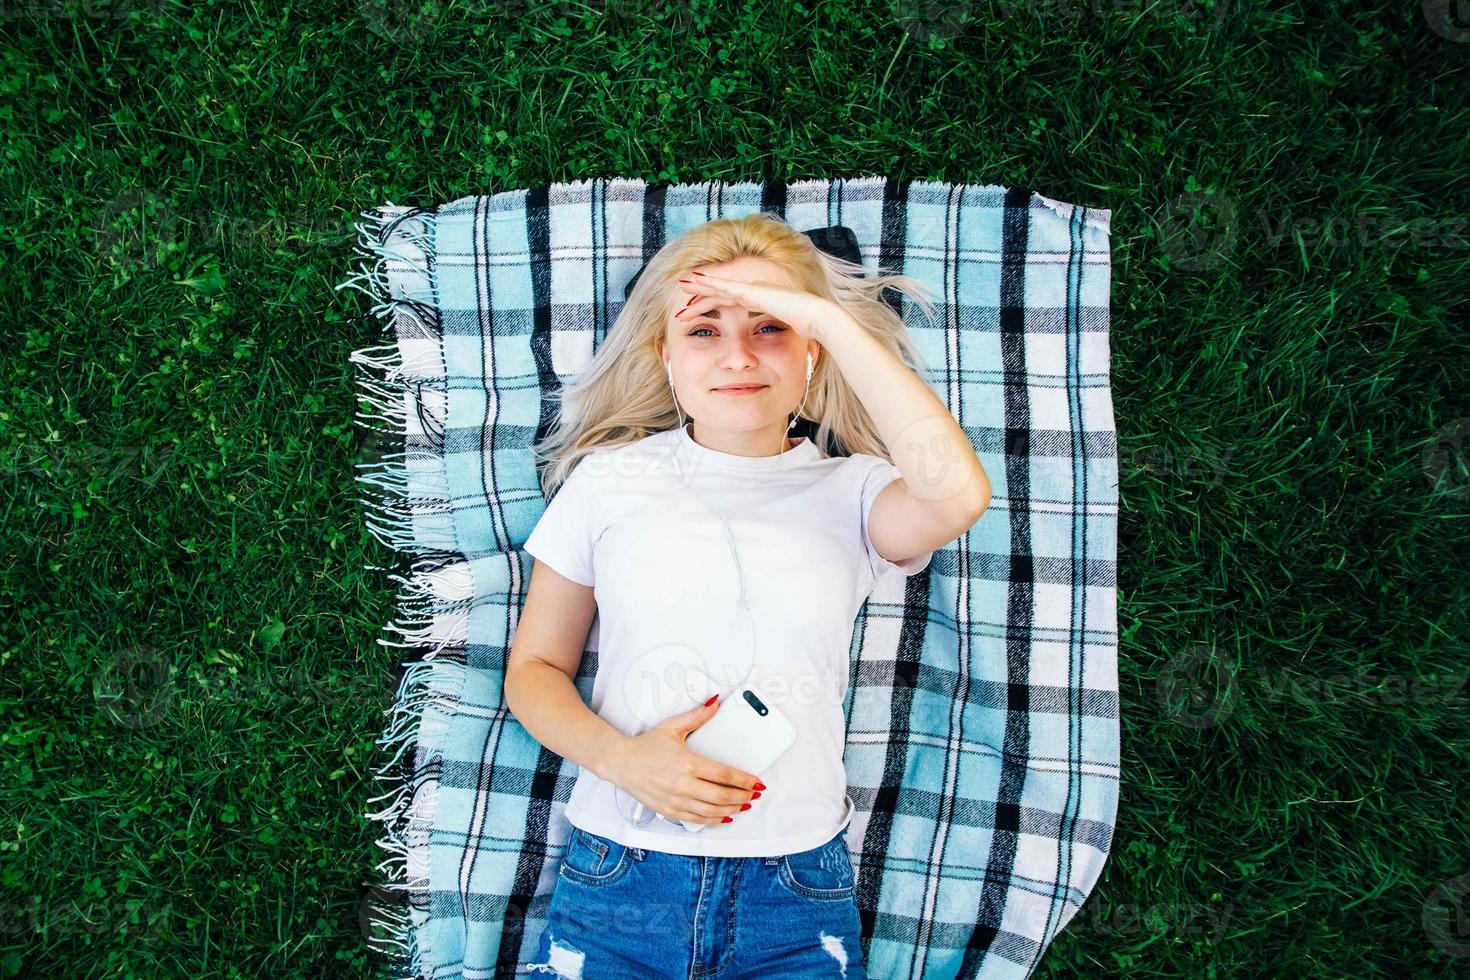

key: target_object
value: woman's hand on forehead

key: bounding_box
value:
[674,270,844,343]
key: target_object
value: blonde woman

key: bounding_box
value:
[507,212,991,978]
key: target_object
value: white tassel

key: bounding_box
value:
[338,202,452,980]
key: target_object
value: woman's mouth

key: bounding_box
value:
[713,385,768,395]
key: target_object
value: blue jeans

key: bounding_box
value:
[524,825,867,979]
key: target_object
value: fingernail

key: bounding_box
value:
[751,791,761,799]
[692,270,706,276]
[722,816,733,823]
[740,803,751,811]
[704,694,718,706]
[753,782,766,791]
[678,279,691,284]
[684,295,696,307]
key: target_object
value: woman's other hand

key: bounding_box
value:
[607,696,765,825]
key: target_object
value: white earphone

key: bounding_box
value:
[617,351,817,829]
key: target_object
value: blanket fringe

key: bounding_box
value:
[340,202,454,980]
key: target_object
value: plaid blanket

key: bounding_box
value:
[337,176,1118,980]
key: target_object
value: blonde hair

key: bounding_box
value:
[532,211,938,497]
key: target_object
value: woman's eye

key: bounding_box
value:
[689,325,785,337]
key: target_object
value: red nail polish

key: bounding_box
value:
[740,803,751,811]
[722,816,733,823]
[678,279,691,284]
[705,694,718,706]
[753,782,766,791]
[692,270,706,276]
[751,791,761,799]
[684,295,696,307]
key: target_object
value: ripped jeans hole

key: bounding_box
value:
[820,931,850,978]
[527,936,586,979]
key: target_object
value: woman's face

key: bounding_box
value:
[660,255,817,442]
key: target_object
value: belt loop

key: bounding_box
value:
[632,846,645,861]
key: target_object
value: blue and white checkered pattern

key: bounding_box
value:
[337,176,1118,980]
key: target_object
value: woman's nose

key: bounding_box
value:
[716,334,759,367]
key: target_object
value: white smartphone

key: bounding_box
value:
[676,686,797,833]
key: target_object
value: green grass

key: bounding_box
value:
[3,0,1467,977]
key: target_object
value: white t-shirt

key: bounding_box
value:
[522,422,932,857]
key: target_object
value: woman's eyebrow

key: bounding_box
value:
[697,308,768,320]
